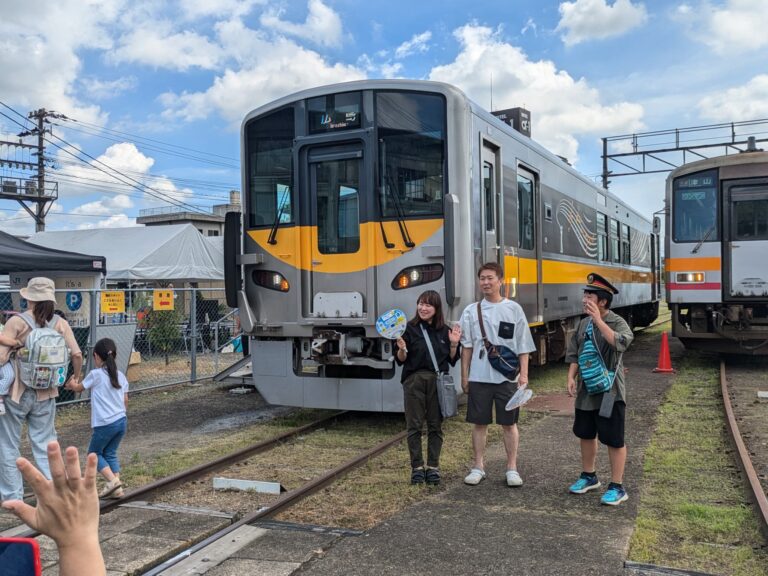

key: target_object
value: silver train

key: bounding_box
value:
[665,142,768,353]
[225,80,661,411]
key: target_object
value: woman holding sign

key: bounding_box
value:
[394,290,461,486]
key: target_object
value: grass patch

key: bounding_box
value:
[627,350,768,576]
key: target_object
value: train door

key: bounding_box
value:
[481,143,502,265]
[724,178,768,298]
[516,167,543,322]
[305,144,370,317]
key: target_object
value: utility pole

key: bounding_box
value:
[0,108,62,232]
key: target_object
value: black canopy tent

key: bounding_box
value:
[0,229,106,275]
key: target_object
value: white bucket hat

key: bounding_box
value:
[20,277,56,303]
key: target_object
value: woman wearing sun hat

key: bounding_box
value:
[0,277,83,502]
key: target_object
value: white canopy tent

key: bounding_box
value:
[29,224,224,282]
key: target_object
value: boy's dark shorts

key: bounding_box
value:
[466,380,519,425]
[573,401,625,448]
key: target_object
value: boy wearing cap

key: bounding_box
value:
[565,273,633,505]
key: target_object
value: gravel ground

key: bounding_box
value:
[724,356,768,502]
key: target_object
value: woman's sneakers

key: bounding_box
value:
[99,478,124,499]
[425,467,441,486]
[410,467,426,485]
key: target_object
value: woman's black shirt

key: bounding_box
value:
[395,321,459,383]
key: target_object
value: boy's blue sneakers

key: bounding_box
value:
[600,483,628,506]
[569,472,601,494]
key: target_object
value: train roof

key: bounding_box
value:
[242,79,651,225]
[666,150,768,182]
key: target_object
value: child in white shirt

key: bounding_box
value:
[66,337,129,498]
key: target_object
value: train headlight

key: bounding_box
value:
[252,270,290,292]
[392,264,444,290]
[675,272,705,283]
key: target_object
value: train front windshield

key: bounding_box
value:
[244,90,447,235]
[673,169,718,243]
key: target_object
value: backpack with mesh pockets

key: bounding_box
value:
[17,312,70,389]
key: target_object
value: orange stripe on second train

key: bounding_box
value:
[665,257,721,272]
[246,219,443,274]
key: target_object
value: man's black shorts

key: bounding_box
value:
[573,401,625,448]
[466,380,519,425]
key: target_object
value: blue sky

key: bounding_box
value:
[1,0,767,235]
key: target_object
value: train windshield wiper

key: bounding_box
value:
[382,169,415,248]
[267,186,290,245]
[691,224,715,254]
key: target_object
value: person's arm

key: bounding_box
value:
[1,441,106,576]
[448,324,462,363]
[0,332,22,348]
[517,353,529,388]
[61,322,83,386]
[567,362,579,397]
[461,346,473,393]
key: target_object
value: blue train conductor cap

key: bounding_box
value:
[584,273,619,295]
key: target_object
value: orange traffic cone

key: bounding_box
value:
[653,332,675,373]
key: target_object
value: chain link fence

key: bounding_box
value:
[0,287,245,403]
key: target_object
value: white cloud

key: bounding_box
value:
[521,18,538,36]
[0,0,118,124]
[109,25,223,71]
[260,0,343,48]
[160,25,365,125]
[698,75,768,122]
[80,76,138,100]
[70,194,133,216]
[678,0,768,54]
[394,31,432,59]
[180,0,263,20]
[76,214,137,230]
[557,0,647,46]
[429,24,644,163]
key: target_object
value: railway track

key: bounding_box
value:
[141,428,407,575]
[720,359,768,533]
[4,410,347,539]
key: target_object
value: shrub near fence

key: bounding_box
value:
[0,287,244,402]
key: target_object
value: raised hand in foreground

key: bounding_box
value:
[1,441,106,576]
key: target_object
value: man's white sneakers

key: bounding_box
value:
[464,468,486,485]
[506,470,523,487]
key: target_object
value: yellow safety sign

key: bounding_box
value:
[153,289,175,311]
[101,291,125,314]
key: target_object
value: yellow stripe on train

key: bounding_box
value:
[665,257,721,272]
[246,219,443,273]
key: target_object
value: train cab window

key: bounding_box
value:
[376,92,446,219]
[517,173,535,250]
[733,194,768,240]
[610,219,621,263]
[245,107,295,228]
[316,159,360,254]
[483,162,495,231]
[673,169,718,243]
[621,223,631,264]
[597,213,609,261]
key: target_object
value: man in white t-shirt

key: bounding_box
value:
[460,262,537,487]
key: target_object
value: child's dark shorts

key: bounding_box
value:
[573,401,625,448]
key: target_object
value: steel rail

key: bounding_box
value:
[720,360,768,533]
[142,429,407,575]
[9,410,346,538]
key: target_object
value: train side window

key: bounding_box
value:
[517,173,534,250]
[621,223,631,264]
[483,162,495,231]
[544,203,552,222]
[597,213,609,261]
[611,218,621,263]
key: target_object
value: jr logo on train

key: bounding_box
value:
[224,80,661,411]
